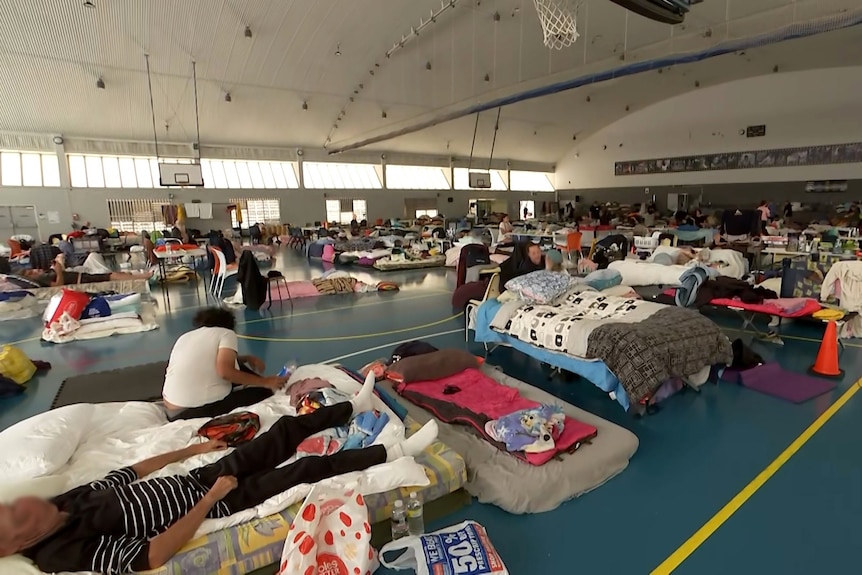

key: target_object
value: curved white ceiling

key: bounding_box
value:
[0,0,858,163]
[556,65,862,188]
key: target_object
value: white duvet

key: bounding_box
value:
[608,248,746,286]
[0,364,429,575]
[341,248,392,260]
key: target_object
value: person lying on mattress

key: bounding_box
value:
[22,254,153,287]
[162,307,289,421]
[0,377,439,575]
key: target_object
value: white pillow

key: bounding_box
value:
[0,474,68,503]
[0,404,94,481]
[0,555,42,575]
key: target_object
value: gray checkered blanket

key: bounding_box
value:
[587,306,732,405]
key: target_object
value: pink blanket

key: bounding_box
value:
[395,368,597,465]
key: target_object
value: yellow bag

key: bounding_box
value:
[0,345,37,385]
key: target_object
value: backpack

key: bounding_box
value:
[456,244,491,288]
[196,411,261,447]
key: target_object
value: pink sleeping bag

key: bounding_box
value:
[709,297,822,317]
[396,368,597,465]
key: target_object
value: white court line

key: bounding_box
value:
[323,329,462,365]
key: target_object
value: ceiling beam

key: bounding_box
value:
[325,9,862,155]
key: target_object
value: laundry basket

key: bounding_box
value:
[633,236,659,255]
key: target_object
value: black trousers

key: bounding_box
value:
[192,402,387,512]
[169,386,273,421]
[168,363,273,421]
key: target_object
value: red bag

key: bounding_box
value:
[44,289,91,326]
[196,411,261,447]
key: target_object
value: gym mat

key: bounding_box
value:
[739,362,837,403]
[51,361,168,409]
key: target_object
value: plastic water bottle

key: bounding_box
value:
[278,360,298,378]
[391,500,409,540]
[406,492,424,536]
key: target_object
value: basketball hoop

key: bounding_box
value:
[533,0,581,50]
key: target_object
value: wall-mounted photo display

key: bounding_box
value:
[614,141,862,176]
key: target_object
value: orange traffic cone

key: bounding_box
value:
[809,320,844,379]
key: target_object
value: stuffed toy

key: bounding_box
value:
[485,404,565,454]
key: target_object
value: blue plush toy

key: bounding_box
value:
[485,404,565,454]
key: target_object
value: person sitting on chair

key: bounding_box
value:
[162,307,289,421]
[22,255,152,287]
[0,375,440,575]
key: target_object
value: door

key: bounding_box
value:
[0,207,13,241]
[10,206,39,238]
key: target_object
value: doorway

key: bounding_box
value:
[0,205,39,241]
[519,200,535,220]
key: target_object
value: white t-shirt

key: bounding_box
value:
[162,326,238,408]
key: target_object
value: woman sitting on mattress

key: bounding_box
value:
[162,307,289,421]
[0,377,439,575]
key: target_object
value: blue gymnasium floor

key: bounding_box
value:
[2,249,861,575]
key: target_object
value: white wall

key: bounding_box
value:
[0,185,547,240]
[557,67,862,190]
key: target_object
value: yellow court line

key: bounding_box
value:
[721,326,862,348]
[237,312,463,342]
[652,377,862,575]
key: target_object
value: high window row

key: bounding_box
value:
[1,151,556,192]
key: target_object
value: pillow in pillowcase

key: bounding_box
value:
[387,349,480,384]
[0,404,95,481]
[504,270,576,304]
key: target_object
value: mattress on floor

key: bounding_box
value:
[144,418,466,575]
[380,367,639,515]
[373,255,446,271]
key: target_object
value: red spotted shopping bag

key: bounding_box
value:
[278,481,378,575]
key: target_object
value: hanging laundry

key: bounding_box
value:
[198,202,213,219]
[161,205,179,226]
[184,203,200,218]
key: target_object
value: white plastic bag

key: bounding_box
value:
[278,481,378,575]
[379,521,509,575]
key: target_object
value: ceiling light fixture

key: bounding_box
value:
[302,101,308,110]
[484,73,490,82]
[83,0,95,8]
[224,92,232,102]
[244,26,252,38]
[426,61,432,71]
[335,43,342,56]
[96,77,105,89]
[381,110,387,119]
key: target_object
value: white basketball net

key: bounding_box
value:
[533,0,581,50]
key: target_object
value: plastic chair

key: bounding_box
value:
[208,246,237,300]
[560,232,582,261]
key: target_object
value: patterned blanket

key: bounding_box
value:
[494,291,731,405]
